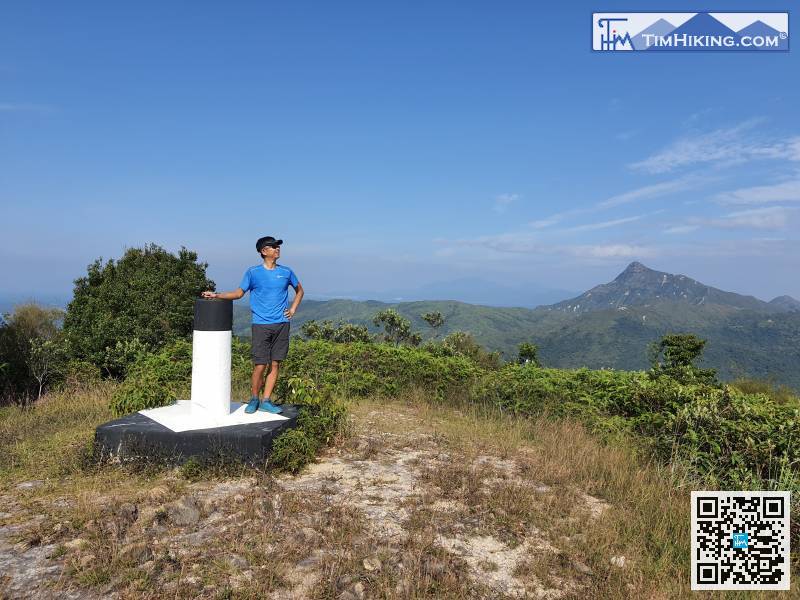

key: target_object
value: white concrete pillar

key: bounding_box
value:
[190,299,233,417]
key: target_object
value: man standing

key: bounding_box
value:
[202,236,304,414]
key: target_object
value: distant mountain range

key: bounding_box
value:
[234,261,800,390]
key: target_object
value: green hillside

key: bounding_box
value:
[232,262,800,390]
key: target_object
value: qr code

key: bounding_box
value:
[691,491,790,590]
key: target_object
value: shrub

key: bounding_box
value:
[423,331,502,370]
[270,376,347,473]
[109,340,192,415]
[637,384,800,489]
[270,429,317,474]
[517,342,540,366]
[648,333,718,386]
[373,309,414,345]
[276,339,483,400]
[301,320,372,343]
[63,244,214,375]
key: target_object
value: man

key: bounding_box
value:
[202,236,304,414]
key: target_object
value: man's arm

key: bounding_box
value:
[202,288,245,300]
[284,282,304,319]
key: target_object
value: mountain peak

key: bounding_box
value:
[547,262,777,314]
[616,261,654,279]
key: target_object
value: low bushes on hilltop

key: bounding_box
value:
[270,376,348,473]
[275,338,484,400]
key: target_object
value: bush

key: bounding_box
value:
[422,331,502,370]
[109,340,192,415]
[301,320,372,343]
[63,244,214,375]
[637,384,800,489]
[276,339,483,400]
[648,333,718,386]
[270,376,347,473]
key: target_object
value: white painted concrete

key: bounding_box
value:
[140,400,288,433]
[190,330,232,417]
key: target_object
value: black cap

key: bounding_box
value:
[256,236,283,253]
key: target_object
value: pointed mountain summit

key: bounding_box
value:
[632,18,676,50]
[547,261,777,314]
[737,20,788,50]
[649,12,740,51]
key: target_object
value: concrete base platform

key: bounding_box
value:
[95,402,300,464]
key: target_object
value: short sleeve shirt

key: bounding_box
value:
[239,264,299,324]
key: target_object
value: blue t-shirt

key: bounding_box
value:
[239,264,299,324]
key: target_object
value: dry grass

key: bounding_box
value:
[1,384,797,599]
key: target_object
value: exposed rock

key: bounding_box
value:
[362,556,381,572]
[117,502,138,523]
[119,542,151,563]
[572,560,593,575]
[15,481,44,490]
[227,553,249,570]
[353,581,366,599]
[165,496,200,527]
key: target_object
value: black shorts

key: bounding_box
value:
[251,322,290,364]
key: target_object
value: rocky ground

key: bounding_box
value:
[0,400,625,599]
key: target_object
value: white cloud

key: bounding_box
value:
[493,193,520,214]
[710,206,796,230]
[714,178,800,205]
[663,225,700,234]
[564,243,655,259]
[675,206,797,231]
[630,119,800,173]
[528,207,591,229]
[562,215,645,233]
[599,176,706,208]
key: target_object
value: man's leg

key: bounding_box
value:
[262,360,280,400]
[251,364,268,398]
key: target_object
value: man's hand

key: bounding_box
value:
[284,308,295,319]
[201,291,218,299]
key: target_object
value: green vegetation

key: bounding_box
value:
[0,303,68,405]
[269,376,347,473]
[240,298,800,390]
[63,244,214,376]
[517,341,540,366]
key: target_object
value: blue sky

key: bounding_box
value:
[2,1,799,307]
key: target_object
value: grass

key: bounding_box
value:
[1,384,797,598]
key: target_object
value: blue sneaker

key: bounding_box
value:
[258,399,283,414]
[244,397,260,414]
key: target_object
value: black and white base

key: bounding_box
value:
[94,299,299,463]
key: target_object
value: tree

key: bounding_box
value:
[28,337,68,400]
[372,309,413,345]
[648,333,717,385]
[63,244,214,375]
[301,320,372,343]
[441,331,502,369]
[517,342,540,366]
[421,311,445,338]
[0,303,66,405]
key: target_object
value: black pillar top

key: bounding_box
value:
[194,298,233,331]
